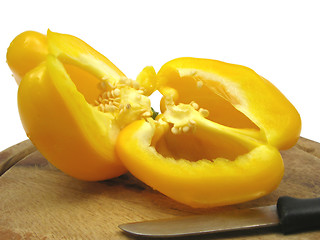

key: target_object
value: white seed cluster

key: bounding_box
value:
[171,119,197,135]
[190,101,209,117]
[95,88,122,113]
[169,101,209,135]
[117,77,142,91]
[95,76,151,118]
[99,76,143,92]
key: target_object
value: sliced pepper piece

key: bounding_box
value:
[8,30,152,181]
[116,58,301,208]
[157,57,301,150]
[116,113,284,208]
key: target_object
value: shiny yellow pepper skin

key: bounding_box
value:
[116,58,301,208]
[7,31,48,85]
[7,30,153,181]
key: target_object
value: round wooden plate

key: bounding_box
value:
[0,137,319,239]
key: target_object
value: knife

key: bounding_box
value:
[119,196,320,238]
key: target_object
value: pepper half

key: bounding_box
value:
[116,58,301,207]
[7,30,152,181]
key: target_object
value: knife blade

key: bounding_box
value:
[119,196,320,238]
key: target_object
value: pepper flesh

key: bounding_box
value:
[116,58,301,208]
[8,30,152,181]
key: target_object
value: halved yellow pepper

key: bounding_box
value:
[157,58,301,150]
[116,119,284,208]
[116,58,301,208]
[7,30,152,181]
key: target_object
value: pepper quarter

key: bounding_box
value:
[7,30,152,181]
[116,57,301,207]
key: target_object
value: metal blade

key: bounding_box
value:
[119,205,280,238]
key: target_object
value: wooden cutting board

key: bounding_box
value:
[0,137,320,240]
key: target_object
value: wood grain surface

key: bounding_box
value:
[0,137,319,240]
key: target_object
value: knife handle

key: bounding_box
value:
[277,196,320,234]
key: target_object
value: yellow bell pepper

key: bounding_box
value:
[7,30,152,181]
[7,30,301,208]
[116,58,301,208]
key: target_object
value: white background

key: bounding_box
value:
[0,0,319,151]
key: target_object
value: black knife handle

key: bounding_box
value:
[277,196,320,234]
